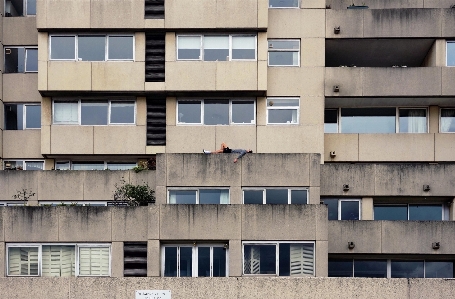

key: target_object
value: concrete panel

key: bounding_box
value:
[147,205,160,240]
[0,242,3,277]
[90,0,144,28]
[328,221,382,254]
[229,186,242,205]
[217,0,257,28]
[0,171,39,201]
[228,239,242,277]
[50,126,93,154]
[242,205,320,240]
[129,170,156,190]
[41,97,51,126]
[214,126,257,154]
[2,17,37,45]
[160,205,242,240]
[301,38,325,67]
[112,207,148,241]
[144,19,165,29]
[324,67,363,97]
[302,0,325,8]
[147,239,160,277]
[59,207,112,242]
[144,82,165,91]
[91,62,145,91]
[37,171,85,201]
[165,97,176,126]
[4,208,59,242]
[165,33,175,62]
[41,125,51,155]
[435,133,455,161]
[166,126,215,153]
[441,67,455,95]
[324,134,359,162]
[314,196,327,240]
[268,67,324,96]
[42,0,91,28]
[166,62,216,91]
[37,32,48,62]
[410,279,455,299]
[362,197,374,220]
[309,152,321,187]
[154,186,166,205]
[301,96,324,125]
[301,9,326,38]
[442,9,455,36]
[82,171,126,201]
[165,0,217,28]
[111,242,123,278]
[135,33,146,63]
[3,130,42,158]
[93,126,146,155]
[268,9,324,38]
[216,62,258,91]
[315,240,328,277]
[38,61,48,91]
[257,60,267,91]
[3,74,41,102]
[166,153,242,187]
[47,62,91,91]
[256,97,266,126]
[428,105,439,133]
[359,134,435,162]
[325,9,364,38]
[320,163,376,196]
[241,154,310,186]
[257,0,268,28]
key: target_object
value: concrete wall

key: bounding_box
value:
[2,130,42,158]
[2,17,37,45]
[3,74,41,103]
[321,163,455,196]
[328,0,455,9]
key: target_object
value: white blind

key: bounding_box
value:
[204,36,229,49]
[232,36,256,49]
[54,102,78,123]
[289,244,314,276]
[178,36,201,49]
[79,247,110,276]
[42,245,75,277]
[8,247,39,276]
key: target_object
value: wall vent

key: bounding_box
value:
[146,96,166,146]
[124,242,147,277]
[145,0,164,19]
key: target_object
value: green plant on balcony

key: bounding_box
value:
[113,178,155,206]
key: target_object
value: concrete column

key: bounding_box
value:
[361,197,373,220]
[230,186,242,204]
[0,242,4,277]
[315,240,328,277]
[111,242,123,277]
[450,198,455,221]
[309,187,321,204]
[429,105,439,134]
[228,239,242,277]
[147,239,160,277]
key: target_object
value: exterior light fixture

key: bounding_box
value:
[423,185,430,191]
[348,242,355,249]
[334,26,340,34]
[343,184,350,191]
[432,242,440,249]
[330,151,336,157]
[333,85,340,92]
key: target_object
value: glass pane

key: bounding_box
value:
[108,36,134,60]
[81,101,108,125]
[399,109,427,133]
[341,108,396,133]
[269,0,299,7]
[323,199,338,220]
[199,189,229,204]
[25,105,41,129]
[164,247,177,277]
[213,247,226,277]
[340,201,360,220]
[26,0,36,15]
[177,36,201,60]
[169,190,197,204]
[291,190,307,204]
[243,190,264,204]
[8,247,39,276]
[268,109,298,124]
[374,205,407,220]
[268,40,300,50]
[78,36,105,61]
[203,36,229,61]
[51,36,76,60]
[328,259,353,277]
[440,108,455,133]
[5,104,23,130]
[279,243,314,276]
[232,36,256,60]
[56,162,71,170]
[180,247,193,277]
[266,189,288,204]
[391,261,424,278]
[25,161,44,170]
[197,247,211,277]
[71,162,105,170]
[354,260,387,278]
[448,42,455,66]
[232,101,255,124]
[409,205,442,220]
[178,101,201,123]
[106,163,136,170]
[324,109,338,133]
[268,52,298,66]
[42,245,75,277]
[54,102,78,124]
[5,48,25,73]
[110,101,135,124]
[204,100,229,125]
[4,161,24,170]
[25,49,38,72]
[243,245,276,274]
[425,261,454,278]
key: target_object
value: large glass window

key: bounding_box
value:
[4,160,44,170]
[322,199,361,220]
[5,104,41,130]
[267,40,300,66]
[177,99,255,125]
[374,204,445,221]
[4,47,38,73]
[78,36,105,61]
[440,108,455,133]
[398,108,427,133]
[162,244,228,277]
[269,0,299,8]
[243,188,308,204]
[177,35,256,61]
[324,109,338,133]
[4,0,36,16]
[54,161,136,170]
[267,98,299,124]
[168,189,230,204]
[447,41,455,66]
[243,242,314,276]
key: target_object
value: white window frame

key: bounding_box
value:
[446,41,455,67]
[268,0,300,8]
[167,188,230,204]
[242,241,315,277]
[49,34,135,61]
[6,243,111,277]
[242,188,308,204]
[267,39,300,67]
[3,160,44,170]
[338,199,362,220]
[176,34,257,61]
[373,203,449,221]
[266,97,300,125]
[176,98,256,125]
[54,161,137,170]
[0,201,26,206]
[161,244,229,277]
[4,103,41,130]
[52,99,136,126]
[38,201,108,206]
[4,47,38,73]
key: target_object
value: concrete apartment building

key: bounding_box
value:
[0,0,455,298]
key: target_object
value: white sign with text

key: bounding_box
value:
[136,290,171,299]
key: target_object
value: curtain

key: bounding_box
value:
[8,247,39,275]
[441,109,455,132]
[244,246,261,274]
[219,190,229,204]
[289,244,314,276]
[54,102,78,123]
[169,191,177,204]
[42,245,75,277]
[79,247,110,276]
[178,36,201,49]
[406,109,426,133]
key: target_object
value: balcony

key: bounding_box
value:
[3,74,41,102]
[328,0,455,9]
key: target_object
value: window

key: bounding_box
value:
[4,47,38,73]
[177,99,255,125]
[4,104,41,130]
[447,41,455,66]
[162,244,228,277]
[177,35,256,61]
[329,259,454,278]
[322,199,361,220]
[324,108,428,133]
[0,202,26,206]
[243,188,308,204]
[243,242,314,276]
[268,40,300,66]
[38,201,108,206]
[440,108,455,132]
[374,204,448,221]
[269,0,299,8]
[55,161,136,170]
[52,100,135,125]
[4,0,35,16]
[168,189,230,204]
[7,244,111,277]
[49,34,134,61]
[4,160,44,170]
[267,98,299,124]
